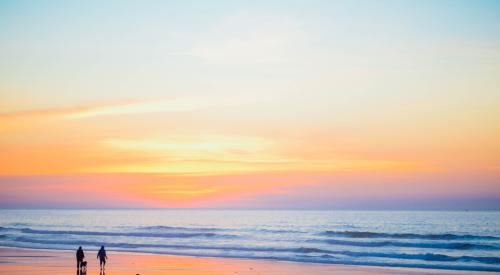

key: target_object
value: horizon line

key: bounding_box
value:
[1,207,499,211]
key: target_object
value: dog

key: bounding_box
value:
[80,261,87,273]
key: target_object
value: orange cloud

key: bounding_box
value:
[1,169,499,209]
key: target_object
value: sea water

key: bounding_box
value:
[0,210,499,272]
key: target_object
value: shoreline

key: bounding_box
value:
[0,246,495,275]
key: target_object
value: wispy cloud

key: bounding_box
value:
[95,137,425,175]
[0,94,259,123]
[0,98,204,133]
[65,98,207,119]
[0,100,188,120]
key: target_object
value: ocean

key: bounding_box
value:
[0,210,499,272]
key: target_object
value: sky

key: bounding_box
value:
[0,0,499,209]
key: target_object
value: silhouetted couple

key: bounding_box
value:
[76,246,108,273]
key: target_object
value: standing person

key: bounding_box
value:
[97,246,108,269]
[76,246,85,270]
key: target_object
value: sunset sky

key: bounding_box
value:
[0,0,499,209]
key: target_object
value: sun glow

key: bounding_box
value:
[0,0,499,209]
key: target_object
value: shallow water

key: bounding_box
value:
[0,210,499,272]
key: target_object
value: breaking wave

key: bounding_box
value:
[321,230,499,240]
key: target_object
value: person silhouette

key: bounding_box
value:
[76,246,85,270]
[97,246,108,269]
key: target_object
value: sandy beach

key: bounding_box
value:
[0,247,494,275]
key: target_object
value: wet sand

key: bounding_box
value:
[0,247,493,275]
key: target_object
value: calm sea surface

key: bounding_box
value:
[0,210,499,272]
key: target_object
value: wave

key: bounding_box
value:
[7,223,32,227]
[250,228,304,234]
[12,236,331,254]
[322,230,499,240]
[314,238,499,250]
[10,236,500,265]
[310,254,500,273]
[333,250,500,265]
[1,225,301,238]
[294,247,330,254]
[140,226,300,234]
[14,228,237,239]
[138,225,224,232]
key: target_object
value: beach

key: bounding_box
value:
[1,210,499,273]
[1,0,499,273]
[1,247,494,275]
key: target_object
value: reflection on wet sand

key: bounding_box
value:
[0,247,486,275]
